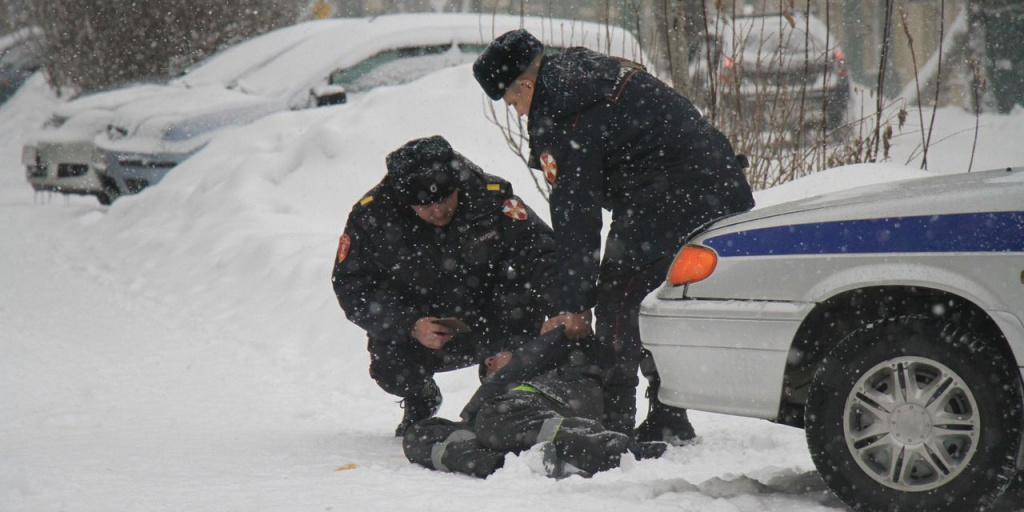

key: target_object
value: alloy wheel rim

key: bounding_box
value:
[843,356,980,491]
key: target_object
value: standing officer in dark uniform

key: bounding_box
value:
[472,30,755,443]
[332,135,557,436]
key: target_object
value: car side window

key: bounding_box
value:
[329,43,488,93]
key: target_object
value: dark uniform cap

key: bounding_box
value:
[473,29,545,101]
[386,135,461,206]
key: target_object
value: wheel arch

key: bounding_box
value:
[774,284,1014,428]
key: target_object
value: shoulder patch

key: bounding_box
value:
[359,195,374,206]
[502,198,528,221]
[540,153,558,184]
[336,234,351,263]
[486,183,502,192]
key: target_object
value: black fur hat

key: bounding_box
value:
[386,136,461,205]
[473,29,545,100]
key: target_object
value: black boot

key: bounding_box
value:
[635,381,696,446]
[552,418,631,476]
[395,379,442,437]
[436,439,505,478]
[602,385,637,436]
[627,440,668,460]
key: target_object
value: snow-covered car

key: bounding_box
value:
[92,13,645,197]
[23,19,348,204]
[639,167,1024,511]
[23,84,173,204]
[690,13,850,130]
[0,27,43,105]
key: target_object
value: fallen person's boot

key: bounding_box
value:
[552,419,631,476]
[627,440,668,460]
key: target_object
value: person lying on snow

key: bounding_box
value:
[402,327,667,478]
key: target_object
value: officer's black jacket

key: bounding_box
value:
[332,156,557,357]
[526,47,756,312]
[459,328,604,424]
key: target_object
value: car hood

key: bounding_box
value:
[700,166,1024,238]
[51,84,174,120]
[100,86,286,151]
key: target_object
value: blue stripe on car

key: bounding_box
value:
[703,211,1024,257]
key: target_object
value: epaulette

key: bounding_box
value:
[485,182,508,194]
[354,194,374,208]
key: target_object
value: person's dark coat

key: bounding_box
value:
[526,48,756,312]
[460,328,605,425]
[332,156,556,358]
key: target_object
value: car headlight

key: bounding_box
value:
[667,245,718,286]
[106,124,128,141]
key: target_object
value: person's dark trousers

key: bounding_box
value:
[474,382,629,476]
[403,418,505,478]
[367,333,478,398]
[594,256,694,442]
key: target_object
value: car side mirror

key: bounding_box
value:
[311,84,347,107]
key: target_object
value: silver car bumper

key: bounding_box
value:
[639,294,815,420]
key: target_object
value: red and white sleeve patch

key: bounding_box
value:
[502,198,528,221]
[336,234,351,263]
[540,153,558,184]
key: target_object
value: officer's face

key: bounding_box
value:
[503,78,535,118]
[410,190,459,227]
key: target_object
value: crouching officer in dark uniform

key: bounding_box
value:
[331,135,557,436]
[403,328,665,479]
[473,30,756,444]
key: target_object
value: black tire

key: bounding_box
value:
[989,469,1024,512]
[96,175,121,205]
[805,315,1023,512]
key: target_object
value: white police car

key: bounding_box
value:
[639,166,1024,511]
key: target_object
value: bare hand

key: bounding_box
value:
[412,317,455,350]
[541,311,592,340]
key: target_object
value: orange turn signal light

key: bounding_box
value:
[667,245,718,286]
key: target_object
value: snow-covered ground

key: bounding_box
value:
[1,64,1021,512]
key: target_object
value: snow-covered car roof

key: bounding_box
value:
[99,13,645,153]
[711,13,840,58]
[173,19,357,89]
[230,13,646,107]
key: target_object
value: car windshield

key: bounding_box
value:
[732,17,828,57]
[329,43,486,93]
